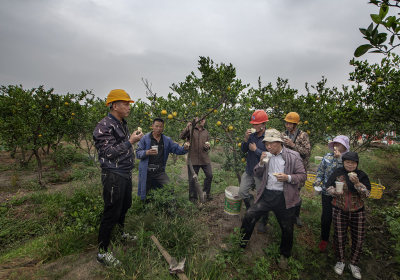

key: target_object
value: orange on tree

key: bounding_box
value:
[216,121,222,126]
[238,143,241,147]
[172,111,177,117]
[161,109,167,115]
[228,125,234,131]
[213,109,218,113]
[304,120,309,125]
[167,114,173,119]
[191,101,196,106]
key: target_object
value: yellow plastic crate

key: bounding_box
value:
[369,182,385,199]
[303,173,385,199]
[304,173,316,192]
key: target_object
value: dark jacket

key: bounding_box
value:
[253,146,306,209]
[241,132,266,176]
[93,113,134,173]
[180,126,210,165]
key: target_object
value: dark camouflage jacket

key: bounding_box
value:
[283,129,311,169]
[93,113,134,173]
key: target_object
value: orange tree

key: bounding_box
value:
[68,92,108,162]
[0,85,90,185]
[145,56,249,200]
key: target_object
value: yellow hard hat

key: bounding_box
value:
[284,112,300,124]
[106,89,134,106]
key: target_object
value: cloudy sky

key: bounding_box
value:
[0,0,382,101]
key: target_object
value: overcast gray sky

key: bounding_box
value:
[0,0,382,101]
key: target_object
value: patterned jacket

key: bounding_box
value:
[93,113,134,173]
[314,152,343,196]
[283,129,311,170]
[326,170,371,212]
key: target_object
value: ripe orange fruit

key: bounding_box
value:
[167,114,173,119]
[238,143,241,147]
[228,125,234,131]
[161,110,167,115]
[172,111,177,117]
[216,121,222,126]
[304,120,309,125]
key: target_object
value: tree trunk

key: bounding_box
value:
[33,149,45,188]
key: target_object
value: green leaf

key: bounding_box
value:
[354,44,373,57]
[390,34,395,45]
[379,5,389,19]
[371,14,382,24]
[367,23,374,33]
[359,28,367,35]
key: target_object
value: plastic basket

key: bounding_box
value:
[304,173,316,192]
[369,182,385,199]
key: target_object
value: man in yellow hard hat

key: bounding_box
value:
[93,89,143,266]
[282,112,311,227]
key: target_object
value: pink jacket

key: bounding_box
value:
[253,147,307,209]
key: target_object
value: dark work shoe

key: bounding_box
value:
[278,255,288,270]
[121,232,137,241]
[295,216,303,227]
[97,252,120,267]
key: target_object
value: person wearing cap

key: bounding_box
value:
[325,152,370,279]
[93,89,144,266]
[136,118,189,201]
[238,110,268,209]
[180,117,213,202]
[240,129,306,270]
[313,135,350,252]
[282,112,311,227]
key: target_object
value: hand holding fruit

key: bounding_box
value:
[244,129,252,141]
[130,130,143,144]
[249,142,257,152]
[204,141,210,150]
[184,142,190,150]
[273,172,289,182]
[283,137,294,148]
[333,146,341,158]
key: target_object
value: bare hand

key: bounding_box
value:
[184,142,190,150]
[244,129,252,142]
[249,142,257,152]
[274,172,289,182]
[260,151,267,161]
[204,142,210,149]
[130,131,143,144]
[146,148,158,156]
[326,186,337,196]
[333,147,341,158]
[284,138,295,148]
[349,174,360,185]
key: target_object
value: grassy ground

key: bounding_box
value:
[0,144,399,279]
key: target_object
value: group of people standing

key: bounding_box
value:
[92,89,371,279]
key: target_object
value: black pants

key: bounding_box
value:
[98,171,132,252]
[321,193,333,241]
[188,164,213,200]
[146,170,170,195]
[241,190,295,258]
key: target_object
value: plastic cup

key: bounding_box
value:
[335,181,344,194]
[151,145,158,153]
